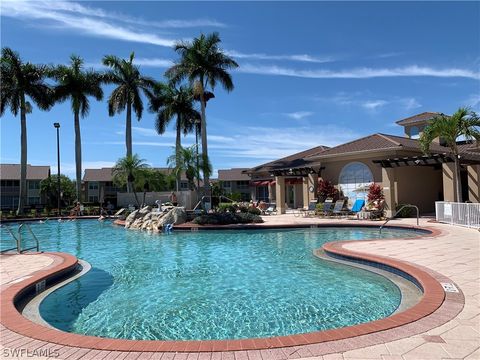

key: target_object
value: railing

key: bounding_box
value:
[380,204,419,233]
[192,195,237,212]
[0,224,40,253]
[435,201,480,228]
[1,225,20,253]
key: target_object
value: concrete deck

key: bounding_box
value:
[0,216,478,359]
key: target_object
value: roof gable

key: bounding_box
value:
[395,112,445,126]
[0,164,50,180]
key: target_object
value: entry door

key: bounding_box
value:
[286,185,295,208]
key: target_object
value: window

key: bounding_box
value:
[180,181,189,190]
[256,186,269,202]
[338,162,373,208]
[28,181,40,190]
[88,182,99,190]
[410,126,420,139]
[237,180,250,189]
[88,195,99,203]
[28,196,40,205]
[222,181,231,188]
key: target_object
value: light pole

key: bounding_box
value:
[53,123,61,215]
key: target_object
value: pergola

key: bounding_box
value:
[372,153,453,168]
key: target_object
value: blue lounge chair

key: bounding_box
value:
[350,199,365,216]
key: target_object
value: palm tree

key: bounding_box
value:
[150,83,200,191]
[0,48,52,215]
[167,145,211,191]
[165,32,238,195]
[112,154,149,207]
[420,107,480,202]
[50,55,103,200]
[103,52,155,157]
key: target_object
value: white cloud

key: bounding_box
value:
[238,64,480,80]
[465,94,480,108]
[284,111,314,120]
[225,50,334,64]
[361,100,388,110]
[402,97,422,110]
[135,58,174,68]
[1,1,176,47]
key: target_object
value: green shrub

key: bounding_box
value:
[193,212,263,225]
[218,202,237,213]
[315,203,324,214]
[247,207,261,215]
[395,204,415,218]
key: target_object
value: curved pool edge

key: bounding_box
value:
[0,224,461,353]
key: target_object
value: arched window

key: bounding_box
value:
[410,126,420,139]
[338,162,373,208]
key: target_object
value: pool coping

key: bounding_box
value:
[0,223,459,354]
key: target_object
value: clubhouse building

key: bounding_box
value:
[246,112,480,216]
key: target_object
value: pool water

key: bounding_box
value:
[2,221,420,340]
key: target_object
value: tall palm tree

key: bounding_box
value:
[420,107,480,202]
[50,55,103,200]
[165,32,238,195]
[0,47,52,215]
[112,154,149,207]
[167,145,211,191]
[103,52,155,158]
[150,83,200,191]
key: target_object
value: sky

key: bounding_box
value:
[1,1,479,179]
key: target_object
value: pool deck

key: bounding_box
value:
[0,216,479,360]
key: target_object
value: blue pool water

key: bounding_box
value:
[2,221,420,340]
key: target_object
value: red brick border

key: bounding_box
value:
[0,225,446,353]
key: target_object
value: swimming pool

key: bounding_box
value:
[2,221,421,340]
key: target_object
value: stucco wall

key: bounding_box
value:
[395,166,443,213]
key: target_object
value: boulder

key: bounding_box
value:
[125,210,138,228]
[157,207,187,229]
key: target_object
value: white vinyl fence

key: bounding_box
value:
[435,201,480,228]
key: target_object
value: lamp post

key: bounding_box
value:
[53,123,61,215]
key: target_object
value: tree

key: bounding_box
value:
[50,55,103,200]
[0,48,52,215]
[103,52,155,157]
[150,82,200,191]
[112,154,149,207]
[420,107,480,202]
[167,145,211,191]
[40,175,76,208]
[166,32,238,195]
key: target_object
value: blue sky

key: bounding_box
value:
[1,1,479,178]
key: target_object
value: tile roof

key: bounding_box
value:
[218,168,251,181]
[246,145,329,174]
[83,167,190,182]
[395,112,445,126]
[0,164,50,180]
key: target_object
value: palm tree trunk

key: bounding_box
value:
[17,96,27,216]
[74,110,82,201]
[199,81,210,197]
[454,155,462,202]
[126,99,132,158]
[175,116,181,192]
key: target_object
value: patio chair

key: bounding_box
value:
[319,199,334,216]
[301,200,318,217]
[264,204,277,215]
[331,199,346,216]
[348,199,365,218]
[367,200,386,220]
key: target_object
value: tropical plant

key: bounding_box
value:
[317,179,338,200]
[166,32,239,195]
[40,174,76,208]
[112,154,149,207]
[0,47,53,215]
[50,55,103,200]
[150,83,200,191]
[420,107,480,202]
[167,144,211,191]
[103,52,155,157]
[367,183,384,203]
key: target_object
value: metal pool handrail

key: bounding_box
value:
[18,223,40,252]
[380,204,419,233]
[1,224,21,253]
